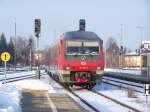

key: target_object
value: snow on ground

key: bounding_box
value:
[41,75,141,112]
[0,70,46,112]
[105,68,141,75]
[94,82,150,112]
[75,90,131,112]
[10,75,95,112]
[11,77,53,91]
[0,75,54,112]
[0,84,21,112]
[1,71,150,112]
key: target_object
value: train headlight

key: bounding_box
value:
[97,66,101,70]
[66,66,70,70]
[96,70,104,75]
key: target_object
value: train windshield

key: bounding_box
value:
[66,41,100,55]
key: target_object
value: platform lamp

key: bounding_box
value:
[34,19,41,79]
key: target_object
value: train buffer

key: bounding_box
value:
[21,89,89,112]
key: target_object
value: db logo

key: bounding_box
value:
[81,55,86,61]
[81,61,86,65]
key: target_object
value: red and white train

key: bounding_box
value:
[45,20,104,89]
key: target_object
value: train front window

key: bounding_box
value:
[66,41,100,55]
[66,41,82,54]
[83,41,99,54]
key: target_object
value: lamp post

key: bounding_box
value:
[136,26,146,74]
[34,19,41,79]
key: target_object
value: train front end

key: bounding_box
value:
[60,31,104,88]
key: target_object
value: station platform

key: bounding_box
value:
[21,89,88,112]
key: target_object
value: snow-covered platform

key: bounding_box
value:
[7,74,90,112]
[21,90,88,112]
[21,90,52,112]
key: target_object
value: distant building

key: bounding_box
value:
[122,52,141,68]
[106,40,150,76]
[122,51,150,75]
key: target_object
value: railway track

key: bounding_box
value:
[88,89,141,112]
[0,72,46,83]
[102,76,143,93]
[48,73,100,112]
[104,72,150,84]
[71,85,142,112]
[69,86,141,112]
[66,86,100,112]
[0,70,27,75]
[1,74,36,83]
[48,72,143,112]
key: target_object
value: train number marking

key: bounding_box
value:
[81,61,87,65]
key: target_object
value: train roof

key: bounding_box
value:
[63,31,102,40]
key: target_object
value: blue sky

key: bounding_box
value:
[0,0,149,50]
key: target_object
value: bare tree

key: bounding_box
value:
[15,36,35,66]
[105,37,120,68]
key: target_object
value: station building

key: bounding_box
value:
[122,41,150,76]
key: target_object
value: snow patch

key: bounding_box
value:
[0,84,21,112]
[11,79,53,91]
[105,68,141,75]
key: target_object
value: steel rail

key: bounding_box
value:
[90,90,141,112]
[47,71,141,112]
[102,77,143,93]
[70,86,141,112]
[103,76,143,88]
[102,80,143,93]
[104,72,150,84]
[66,86,100,112]
[47,72,100,112]
[3,75,36,83]
[0,72,46,83]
